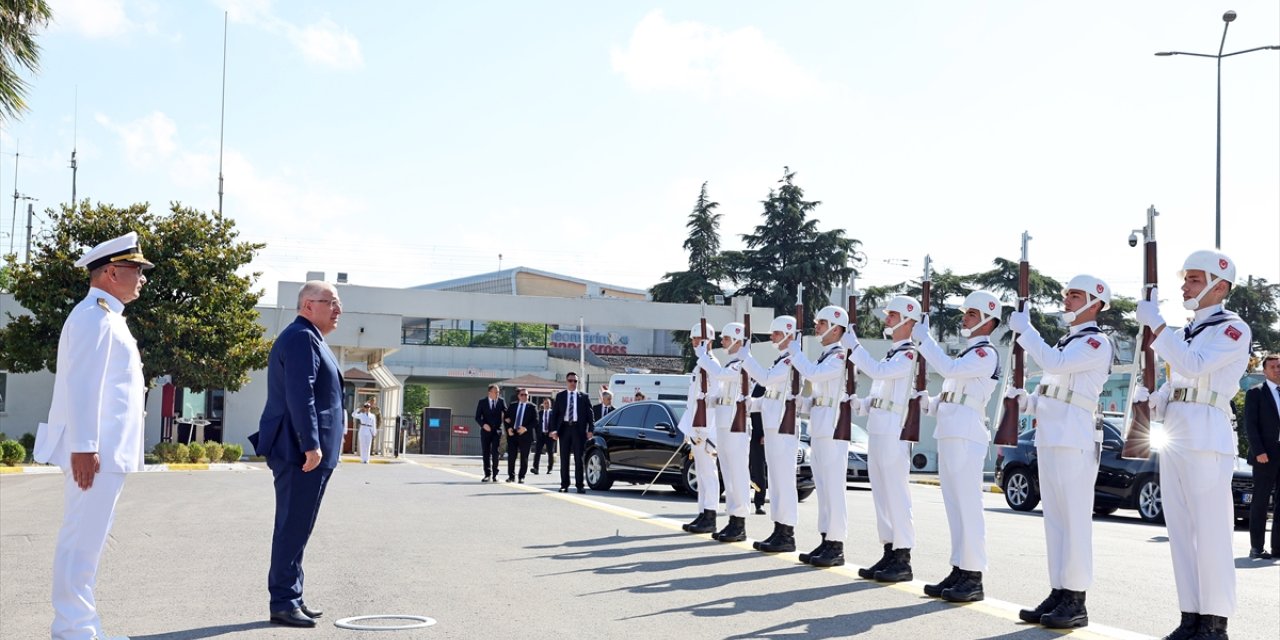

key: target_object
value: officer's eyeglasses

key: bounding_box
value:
[308,298,343,309]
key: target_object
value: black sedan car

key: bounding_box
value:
[584,400,815,501]
[995,418,1258,525]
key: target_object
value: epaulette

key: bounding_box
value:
[96,298,112,312]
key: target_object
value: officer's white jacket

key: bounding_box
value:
[1018,321,1111,451]
[741,350,791,430]
[677,360,717,443]
[788,342,847,438]
[917,334,998,444]
[697,348,748,427]
[1150,304,1251,455]
[35,288,145,473]
[847,337,916,436]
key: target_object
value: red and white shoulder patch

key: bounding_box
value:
[1086,337,1101,349]
[837,353,846,360]
[1224,325,1242,341]
[784,359,792,365]
[905,352,915,360]
[975,347,987,358]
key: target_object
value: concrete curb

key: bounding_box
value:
[0,462,259,475]
[908,476,1003,494]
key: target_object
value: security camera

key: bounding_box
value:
[1128,232,1139,247]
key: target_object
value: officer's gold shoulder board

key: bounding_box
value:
[96,298,111,312]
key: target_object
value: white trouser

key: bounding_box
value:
[1160,445,1236,617]
[358,427,376,462]
[51,471,127,640]
[691,428,720,512]
[764,430,799,526]
[1038,445,1098,590]
[716,426,750,518]
[868,433,914,549]
[811,436,850,541]
[938,437,987,571]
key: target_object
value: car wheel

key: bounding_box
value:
[679,456,697,496]
[1093,506,1119,516]
[585,449,613,491]
[1002,468,1040,512]
[796,486,815,503]
[1136,476,1163,523]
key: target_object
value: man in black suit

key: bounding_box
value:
[505,390,539,482]
[592,389,616,422]
[532,398,555,475]
[748,383,769,515]
[474,384,506,482]
[552,372,595,493]
[1244,354,1280,559]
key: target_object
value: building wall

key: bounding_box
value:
[515,272,585,298]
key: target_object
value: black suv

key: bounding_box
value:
[584,400,815,501]
[995,418,1258,524]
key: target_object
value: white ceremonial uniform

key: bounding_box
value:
[741,351,799,527]
[35,288,145,640]
[787,342,850,542]
[1149,305,1250,618]
[916,334,999,572]
[698,348,752,518]
[677,366,720,512]
[1020,321,1111,592]
[355,409,377,463]
[847,336,917,550]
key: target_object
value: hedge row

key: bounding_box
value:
[153,441,244,464]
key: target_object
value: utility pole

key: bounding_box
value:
[24,203,34,262]
[70,87,79,206]
[217,11,228,220]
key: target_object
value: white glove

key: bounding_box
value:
[842,330,861,352]
[856,397,872,416]
[694,343,708,357]
[1131,386,1151,404]
[911,315,931,342]
[1007,310,1033,335]
[1006,387,1029,412]
[912,390,933,416]
[1136,288,1165,329]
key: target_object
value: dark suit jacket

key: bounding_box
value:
[1244,382,1280,463]
[475,397,507,432]
[252,317,345,470]
[592,403,616,422]
[506,401,539,436]
[552,390,594,436]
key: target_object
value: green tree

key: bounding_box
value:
[650,182,726,305]
[0,260,13,292]
[1229,276,1279,354]
[471,321,548,347]
[900,268,971,343]
[1097,294,1138,338]
[968,257,1066,343]
[404,384,430,420]
[0,0,52,121]
[0,201,270,392]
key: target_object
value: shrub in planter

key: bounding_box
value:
[173,444,189,464]
[222,444,244,462]
[154,442,179,463]
[203,441,224,464]
[186,442,206,463]
[19,433,36,461]
[0,441,24,466]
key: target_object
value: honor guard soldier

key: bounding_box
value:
[1007,275,1113,629]
[679,322,721,534]
[845,295,921,582]
[786,305,850,567]
[1135,251,1250,640]
[912,291,1002,602]
[34,232,154,640]
[741,316,801,553]
[696,322,752,542]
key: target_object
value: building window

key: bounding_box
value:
[0,371,6,413]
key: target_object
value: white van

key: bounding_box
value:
[607,373,693,405]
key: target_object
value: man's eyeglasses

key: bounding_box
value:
[308,298,343,309]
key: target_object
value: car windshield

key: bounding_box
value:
[798,419,868,443]
[664,400,687,423]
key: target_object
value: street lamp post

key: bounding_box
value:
[1155,10,1280,249]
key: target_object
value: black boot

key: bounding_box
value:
[942,570,984,603]
[687,510,717,534]
[1019,589,1063,623]
[753,522,783,551]
[682,510,707,532]
[809,540,845,567]
[1161,612,1200,640]
[924,566,961,598]
[798,534,827,564]
[1040,589,1088,629]
[1191,614,1228,640]
[858,543,894,579]
[713,516,747,543]
[873,548,913,582]
[759,525,796,553]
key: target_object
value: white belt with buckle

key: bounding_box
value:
[764,390,786,401]
[811,397,838,408]
[1035,384,1098,413]
[714,398,738,406]
[1170,388,1232,415]
[939,390,986,412]
[870,398,903,415]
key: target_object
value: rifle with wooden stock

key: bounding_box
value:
[900,256,931,442]
[995,232,1031,447]
[779,285,804,436]
[732,307,751,433]
[1122,206,1159,460]
[693,307,709,430]
[834,285,858,441]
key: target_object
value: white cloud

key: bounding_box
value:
[611,10,825,100]
[219,0,363,70]
[50,0,135,38]
[95,111,178,167]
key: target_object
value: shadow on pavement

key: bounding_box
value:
[525,532,684,550]
[590,565,821,598]
[724,599,946,638]
[130,621,273,639]
[974,626,1065,640]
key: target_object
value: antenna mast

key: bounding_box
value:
[217,11,228,219]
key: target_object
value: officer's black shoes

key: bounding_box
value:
[1248,548,1267,559]
[858,543,893,579]
[506,476,516,483]
[270,608,317,628]
[576,487,586,494]
[683,511,707,532]
[530,467,540,475]
[924,566,961,598]
[686,510,718,534]
[798,534,827,564]
[558,487,568,493]
[873,548,912,582]
[1191,614,1228,640]
[300,603,323,619]
[753,522,782,550]
[755,524,796,553]
[809,541,845,567]
[1018,588,1063,623]
[1161,612,1200,640]
[941,570,984,603]
[481,476,491,483]
[713,516,747,542]
[1040,589,1088,629]
[754,506,767,515]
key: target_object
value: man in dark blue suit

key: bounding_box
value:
[250,281,346,628]
[552,372,595,493]
[1244,354,1280,559]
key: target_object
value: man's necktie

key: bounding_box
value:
[569,393,576,422]
[517,405,524,427]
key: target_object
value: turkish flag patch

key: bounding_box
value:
[1087,338,1101,349]
[976,348,987,358]
[784,359,792,365]
[906,352,915,360]
[837,353,846,360]
[1224,325,1242,341]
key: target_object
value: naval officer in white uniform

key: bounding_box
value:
[35,232,153,640]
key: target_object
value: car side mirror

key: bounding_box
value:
[654,423,674,432]
[1101,440,1121,452]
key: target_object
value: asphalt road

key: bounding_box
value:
[1,455,1276,639]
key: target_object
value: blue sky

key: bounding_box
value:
[3,1,1278,321]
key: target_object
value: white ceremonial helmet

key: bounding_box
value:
[689,322,716,340]
[769,315,798,338]
[813,305,848,339]
[1178,249,1236,311]
[721,322,747,345]
[960,290,1002,337]
[1061,274,1110,323]
[875,295,921,337]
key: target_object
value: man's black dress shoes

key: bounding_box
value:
[300,603,323,618]
[1249,548,1272,559]
[559,487,568,493]
[576,487,586,494]
[270,608,317,627]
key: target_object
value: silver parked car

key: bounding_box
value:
[798,418,871,483]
